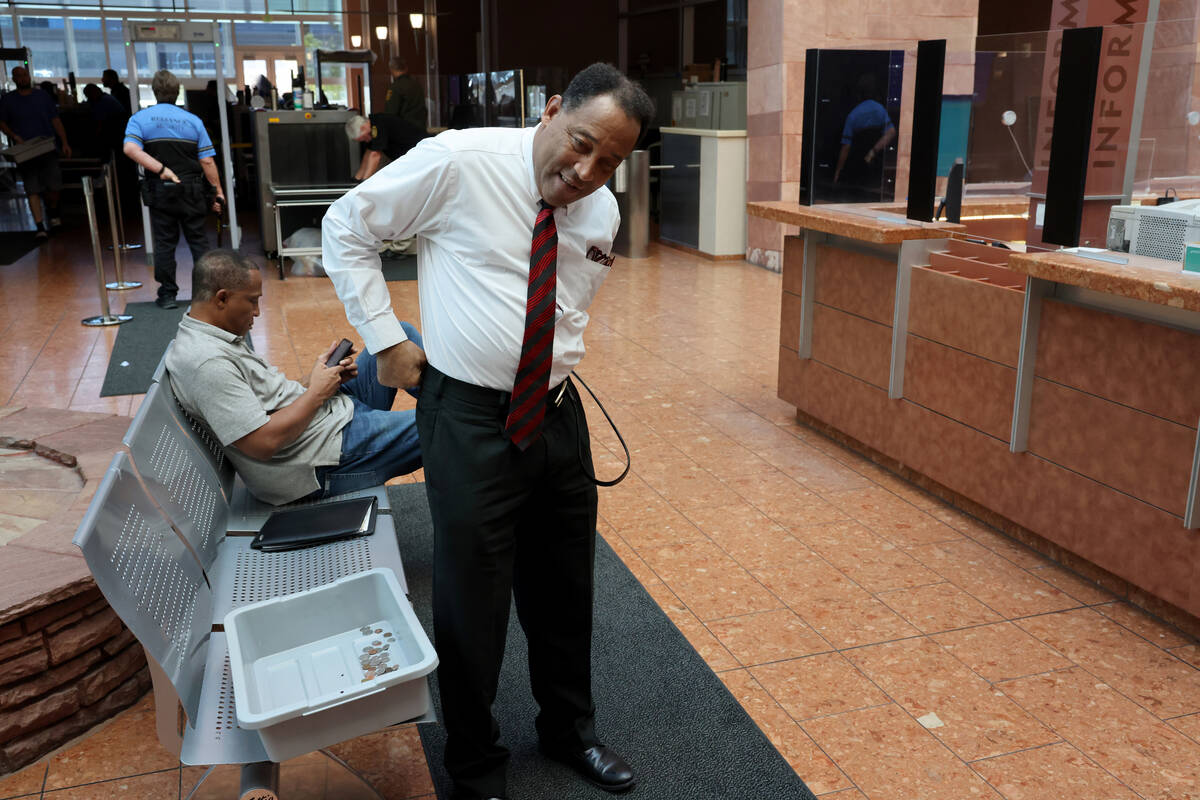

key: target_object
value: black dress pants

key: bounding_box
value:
[149,204,208,299]
[416,366,598,799]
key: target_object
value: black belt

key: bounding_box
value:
[424,365,631,486]
[424,365,569,414]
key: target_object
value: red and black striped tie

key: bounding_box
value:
[505,200,558,450]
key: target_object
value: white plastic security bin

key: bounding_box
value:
[224,568,437,762]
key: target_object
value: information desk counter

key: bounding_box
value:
[750,200,1200,628]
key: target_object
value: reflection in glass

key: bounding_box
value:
[802,49,903,205]
[490,69,523,128]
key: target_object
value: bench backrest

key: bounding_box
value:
[152,340,236,498]
[72,452,212,725]
[123,381,230,571]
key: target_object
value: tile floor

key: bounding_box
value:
[1,221,1199,799]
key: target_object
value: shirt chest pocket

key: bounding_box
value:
[557,246,611,314]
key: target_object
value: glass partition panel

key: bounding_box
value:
[969,31,1047,191]
[1135,12,1200,196]
[490,69,522,127]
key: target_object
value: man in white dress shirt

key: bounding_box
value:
[322,63,653,800]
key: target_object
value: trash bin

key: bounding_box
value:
[611,149,649,259]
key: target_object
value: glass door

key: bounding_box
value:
[239,50,304,103]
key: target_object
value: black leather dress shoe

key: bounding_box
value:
[540,743,635,792]
[155,295,178,310]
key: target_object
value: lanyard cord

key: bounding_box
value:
[568,370,631,487]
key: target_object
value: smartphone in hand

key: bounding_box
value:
[325,338,354,367]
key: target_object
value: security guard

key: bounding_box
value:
[346,113,426,182]
[123,69,224,309]
[383,57,426,132]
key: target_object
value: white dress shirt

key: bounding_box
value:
[322,125,620,392]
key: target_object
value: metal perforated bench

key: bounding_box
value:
[73,453,270,768]
[72,351,431,797]
[123,380,411,618]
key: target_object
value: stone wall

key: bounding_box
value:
[0,584,150,774]
[0,408,151,776]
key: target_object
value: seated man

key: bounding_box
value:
[166,248,421,504]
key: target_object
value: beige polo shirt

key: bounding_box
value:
[166,314,353,504]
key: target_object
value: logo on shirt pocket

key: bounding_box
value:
[586,245,615,267]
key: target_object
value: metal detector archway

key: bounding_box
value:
[125,21,241,255]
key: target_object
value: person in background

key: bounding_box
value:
[167,248,423,505]
[0,65,72,240]
[83,83,128,159]
[384,56,426,134]
[37,82,59,105]
[102,69,132,115]
[344,113,426,182]
[122,69,223,309]
[323,62,653,800]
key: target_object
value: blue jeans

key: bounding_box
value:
[314,321,423,497]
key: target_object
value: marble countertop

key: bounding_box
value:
[870,196,1031,217]
[661,126,747,137]
[1007,249,1200,313]
[747,201,965,244]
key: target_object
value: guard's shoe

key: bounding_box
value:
[34,226,48,240]
[48,216,62,229]
[155,295,178,310]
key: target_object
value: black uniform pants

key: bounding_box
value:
[416,366,598,799]
[146,180,209,299]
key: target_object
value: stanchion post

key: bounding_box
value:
[108,154,141,253]
[81,174,132,327]
[103,160,141,290]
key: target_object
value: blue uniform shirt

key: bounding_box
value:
[0,90,59,141]
[125,102,214,178]
[841,100,894,145]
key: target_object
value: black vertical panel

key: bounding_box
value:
[798,48,820,206]
[945,160,964,223]
[906,39,946,222]
[1042,26,1103,248]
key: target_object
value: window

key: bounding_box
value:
[150,42,191,76]
[303,19,345,104]
[267,0,340,13]
[19,18,70,80]
[192,27,236,81]
[233,21,301,47]
[103,19,127,77]
[71,18,109,77]
[189,0,262,12]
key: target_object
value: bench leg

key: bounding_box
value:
[238,761,280,799]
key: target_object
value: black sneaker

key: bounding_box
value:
[34,225,48,240]
[48,216,62,229]
[155,295,178,309]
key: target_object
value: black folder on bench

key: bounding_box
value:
[250,496,378,552]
